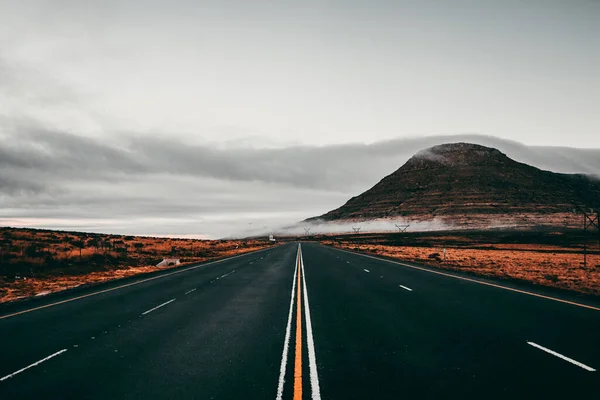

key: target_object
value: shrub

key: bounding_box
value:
[25,244,43,258]
[44,254,59,267]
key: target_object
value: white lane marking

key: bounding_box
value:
[399,285,413,291]
[0,349,68,382]
[300,244,322,400]
[0,245,279,321]
[527,342,596,371]
[332,247,600,311]
[276,246,299,400]
[216,270,236,280]
[141,298,176,315]
[184,288,197,295]
[363,269,370,273]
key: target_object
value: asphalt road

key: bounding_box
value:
[0,242,598,399]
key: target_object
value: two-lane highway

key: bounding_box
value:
[1,242,598,399]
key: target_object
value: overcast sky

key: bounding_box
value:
[1,0,599,238]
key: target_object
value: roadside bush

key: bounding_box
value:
[25,244,44,258]
[44,254,60,268]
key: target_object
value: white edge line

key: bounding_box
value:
[399,285,413,292]
[141,298,176,315]
[0,349,68,382]
[527,342,596,372]
[331,247,600,311]
[300,244,322,400]
[0,245,277,320]
[275,245,299,400]
[184,288,197,295]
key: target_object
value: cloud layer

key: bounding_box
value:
[2,119,600,238]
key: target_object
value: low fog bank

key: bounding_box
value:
[230,218,456,239]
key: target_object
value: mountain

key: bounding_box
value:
[310,143,600,223]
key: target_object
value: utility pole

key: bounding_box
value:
[575,205,599,267]
[304,228,311,236]
[352,227,361,234]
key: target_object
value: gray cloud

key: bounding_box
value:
[5,123,600,191]
[0,174,47,195]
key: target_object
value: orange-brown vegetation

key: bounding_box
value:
[320,231,600,296]
[0,227,272,303]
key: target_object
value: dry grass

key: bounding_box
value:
[323,241,600,295]
[0,227,272,303]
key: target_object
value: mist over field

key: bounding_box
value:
[234,218,452,239]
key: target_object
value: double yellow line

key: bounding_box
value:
[294,250,303,399]
[276,244,321,400]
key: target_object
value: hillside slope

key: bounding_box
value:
[311,143,600,222]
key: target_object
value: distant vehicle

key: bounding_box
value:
[269,234,276,242]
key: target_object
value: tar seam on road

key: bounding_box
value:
[0,349,68,382]
[334,248,600,311]
[399,285,413,291]
[300,244,322,399]
[0,246,276,320]
[276,247,299,400]
[141,298,176,315]
[294,247,303,400]
[527,342,596,371]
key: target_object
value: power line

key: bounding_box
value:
[395,223,410,233]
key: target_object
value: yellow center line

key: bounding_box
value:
[294,249,303,400]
